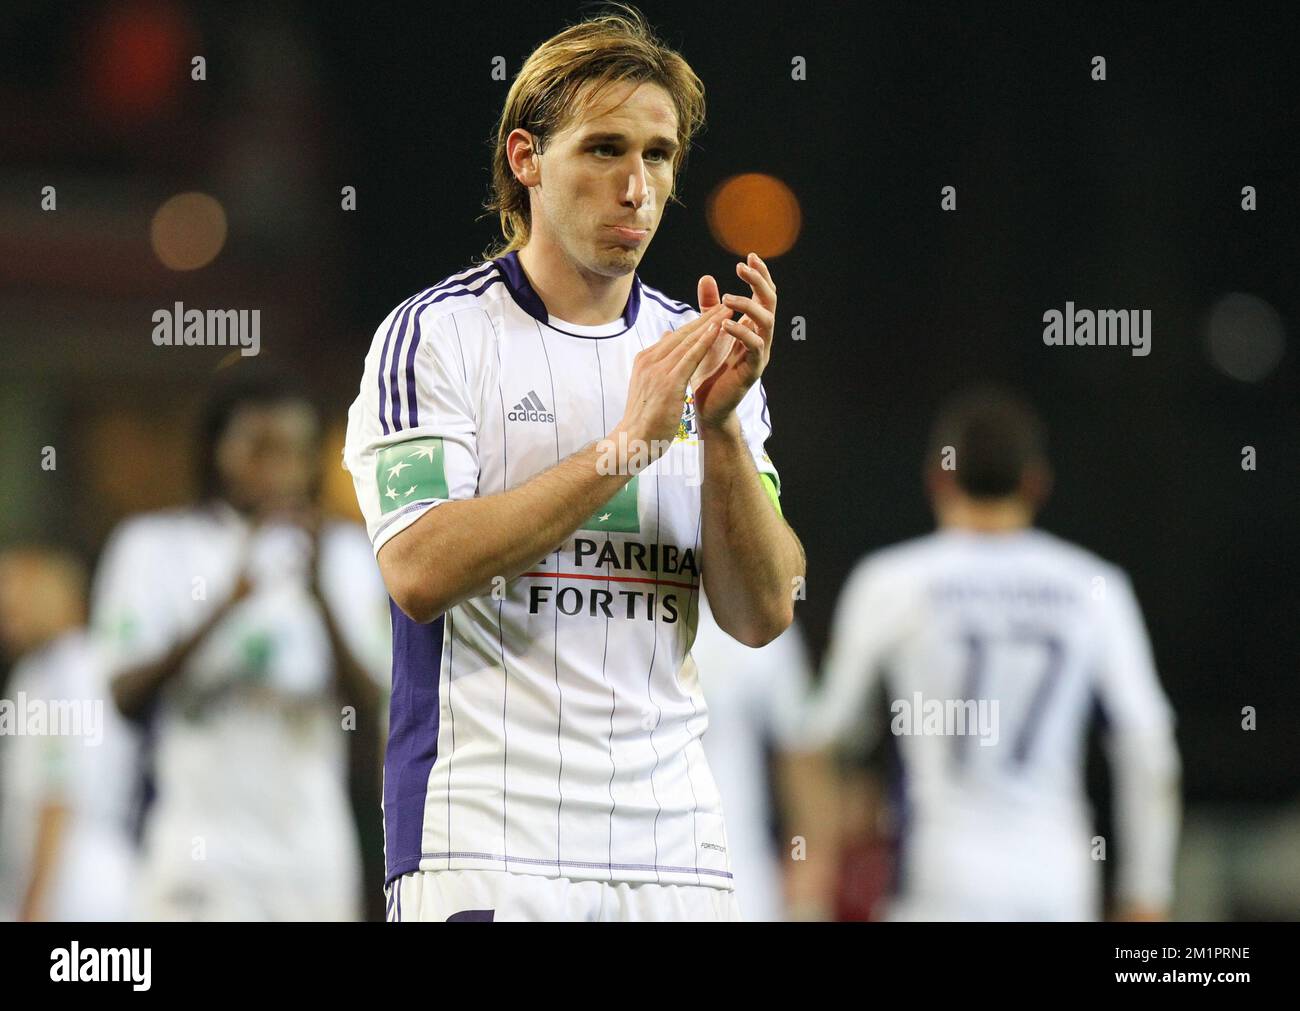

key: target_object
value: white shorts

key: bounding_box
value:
[385,869,743,923]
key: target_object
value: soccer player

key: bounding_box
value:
[801,389,1182,921]
[0,547,140,921]
[343,8,804,922]
[92,374,390,920]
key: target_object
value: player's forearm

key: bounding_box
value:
[380,434,636,623]
[18,803,68,922]
[778,750,843,920]
[110,591,242,719]
[699,415,804,646]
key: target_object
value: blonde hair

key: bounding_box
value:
[481,4,706,259]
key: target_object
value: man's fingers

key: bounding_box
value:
[671,314,730,379]
[721,293,772,333]
[723,318,764,357]
[647,304,728,361]
[745,252,775,290]
[698,274,721,312]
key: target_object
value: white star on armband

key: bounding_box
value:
[385,486,399,500]
[598,512,611,522]
[410,446,437,462]
[387,460,411,479]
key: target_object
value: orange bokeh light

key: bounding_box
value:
[151,192,227,271]
[706,173,801,259]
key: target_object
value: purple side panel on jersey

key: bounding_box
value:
[384,600,444,886]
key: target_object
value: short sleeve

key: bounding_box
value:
[90,519,177,677]
[344,299,481,556]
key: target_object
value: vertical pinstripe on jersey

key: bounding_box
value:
[632,321,666,881]
[592,337,619,875]
[443,313,473,870]
[533,322,568,867]
[657,308,707,883]
[493,325,511,869]
[680,506,707,885]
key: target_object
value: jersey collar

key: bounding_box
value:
[492,250,642,338]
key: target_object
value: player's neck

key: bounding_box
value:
[938,496,1034,533]
[516,240,633,325]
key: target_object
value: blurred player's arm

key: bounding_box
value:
[1095,569,1182,921]
[776,749,842,919]
[108,572,251,720]
[758,620,838,919]
[793,559,904,918]
[91,518,254,721]
[17,802,69,922]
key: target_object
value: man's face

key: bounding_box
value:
[528,80,679,277]
[215,401,319,514]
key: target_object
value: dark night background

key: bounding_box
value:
[1,0,1296,917]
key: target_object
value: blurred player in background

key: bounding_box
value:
[91,373,390,921]
[802,388,1182,921]
[0,546,140,921]
[344,7,803,921]
[692,591,838,920]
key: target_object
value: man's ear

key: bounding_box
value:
[507,128,541,186]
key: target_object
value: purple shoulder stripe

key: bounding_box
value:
[641,287,693,316]
[377,262,498,435]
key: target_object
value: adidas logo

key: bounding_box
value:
[507,389,555,423]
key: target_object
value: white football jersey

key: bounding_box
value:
[343,252,780,891]
[803,527,1180,917]
[90,504,391,919]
